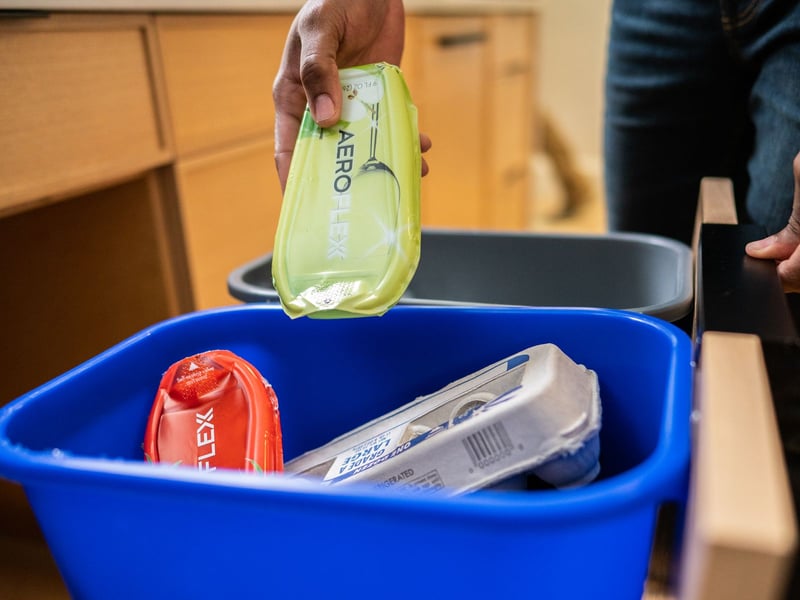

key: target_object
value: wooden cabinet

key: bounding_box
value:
[155,14,286,155]
[485,14,536,230]
[0,15,172,215]
[0,11,300,411]
[0,9,540,394]
[156,14,292,309]
[0,15,181,407]
[175,140,282,308]
[404,16,487,228]
[0,174,179,403]
[403,12,537,231]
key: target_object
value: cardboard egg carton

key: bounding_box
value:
[286,343,602,495]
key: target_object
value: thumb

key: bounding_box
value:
[300,56,341,127]
[746,151,800,260]
[745,229,799,261]
[296,15,344,127]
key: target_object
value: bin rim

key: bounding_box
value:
[228,229,694,322]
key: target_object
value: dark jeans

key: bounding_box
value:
[605,0,800,245]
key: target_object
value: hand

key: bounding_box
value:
[273,0,430,191]
[745,152,800,293]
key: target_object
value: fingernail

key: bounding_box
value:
[746,237,770,251]
[313,94,335,123]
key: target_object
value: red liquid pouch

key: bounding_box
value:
[144,350,283,473]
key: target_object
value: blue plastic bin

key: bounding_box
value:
[0,305,691,600]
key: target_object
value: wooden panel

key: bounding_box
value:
[175,139,281,309]
[681,332,797,600]
[487,166,528,230]
[0,176,175,405]
[490,13,532,69]
[486,70,531,229]
[156,14,293,155]
[485,14,533,230]
[0,15,171,214]
[488,14,533,166]
[405,16,486,228]
[693,177,739,254]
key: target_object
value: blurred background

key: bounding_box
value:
[530,0,610,234]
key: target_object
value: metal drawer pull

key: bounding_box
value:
[436,31,487,48]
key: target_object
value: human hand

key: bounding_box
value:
[745,152,800,293]
[273,0,430,191]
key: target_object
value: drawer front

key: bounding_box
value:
[487,14,534,231]
[489,70,532,172]
[157,15,293,156]
[175,139,281,309]
[487,165,529,230]
[406,17,488,228]
[490,13,533,71]
[0,16,170,213]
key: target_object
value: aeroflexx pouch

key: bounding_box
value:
[272,62,422,318]
[144,350,283,473]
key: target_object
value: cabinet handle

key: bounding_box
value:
[0,10,50,19]
[436,31,487,48]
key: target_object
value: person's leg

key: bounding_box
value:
[732,0,800,235]
[604,0,753,245]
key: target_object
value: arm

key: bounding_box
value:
[746,152,800,293]
[273,0,429,191]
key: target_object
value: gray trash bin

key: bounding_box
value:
[228,229,693,323]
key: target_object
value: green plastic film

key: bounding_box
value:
[272,63,422,318]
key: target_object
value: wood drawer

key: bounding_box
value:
[487,164,529,230]
[487,62,531,230]
[486,13,535,231]
[156,15,293,156]
[0,15,171,214]
[489,13,533,71]
[405,16,487,228]
[0,174,176,405]
[489,70,531,171]
[175,139,281,309]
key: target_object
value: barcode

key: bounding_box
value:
[462,423,514,469]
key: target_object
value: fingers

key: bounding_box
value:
[745,229,799,261]
[420,132,432,153]
[274,151,293,195]
[273,2,345,190]
[776,249,800,293]
[420,132,431,177]
[745,150,800,292]
[272,0,411,191]
[777,154,800,293]
[295,2,346,127]
[272,76,306,191]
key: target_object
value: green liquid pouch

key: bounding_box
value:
[272,63,421,318]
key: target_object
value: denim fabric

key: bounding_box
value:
[605,0,800,244]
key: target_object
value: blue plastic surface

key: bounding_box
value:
[0,305,692,600]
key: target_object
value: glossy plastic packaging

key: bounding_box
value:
[272,63,421,318]
[143,349,283,473]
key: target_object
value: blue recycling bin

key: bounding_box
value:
[0,305,691,600]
